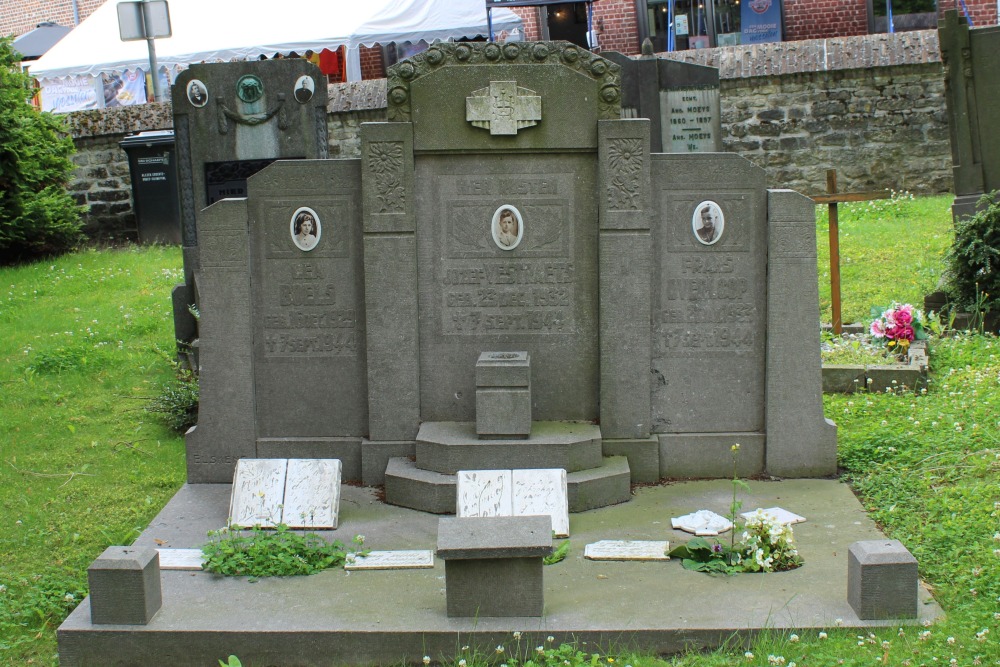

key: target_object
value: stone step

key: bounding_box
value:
[415,421,603,474]
[384,455,632,515]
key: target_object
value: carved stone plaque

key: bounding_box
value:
[156,549,206,570]
[670,509,733,536]
[740,507,806,525]
[229,459,287,528]
[344,550,435,570]
[456,468,569,537]
[584,540,670,561]
[466,81,541,136]
[228,458,342,529]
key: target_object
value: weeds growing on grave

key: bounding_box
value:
[667,445,802,574]
[145,360,199,433]
[201,525,366,580]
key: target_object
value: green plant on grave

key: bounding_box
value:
[946,190,1000,320]
[543,539,569,565]
[201,524,366,580]
[0,37,84,264]
[145,364,199,433]
[668,444,803,574]
[219,657,242,667]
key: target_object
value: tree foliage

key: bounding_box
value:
[0,37,83,264]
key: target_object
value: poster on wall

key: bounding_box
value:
[100,69,147,108]
[40,75,100,113]
[741,0,782,44]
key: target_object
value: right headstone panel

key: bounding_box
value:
[650,153,768,436]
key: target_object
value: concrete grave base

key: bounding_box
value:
[58,480,941,666]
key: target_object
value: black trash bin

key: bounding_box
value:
[120,130,180,244]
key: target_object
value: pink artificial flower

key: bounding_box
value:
[896,324,915,341]
[882,308,897,327]
[895,305,913,326]
[885,325,899,340]
[870,320,886,338]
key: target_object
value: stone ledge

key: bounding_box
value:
[822,340,929,393]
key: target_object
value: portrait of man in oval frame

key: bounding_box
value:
[491,205,524,250]
[692,200,724,246]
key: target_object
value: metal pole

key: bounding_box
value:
[142,0,164,102]
[488,7,494,42]
[827,169,843,336]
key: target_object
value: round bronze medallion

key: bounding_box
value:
[236,75,264,103]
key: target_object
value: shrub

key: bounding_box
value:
[945,191,1000,316]
[146,368,199,432]
[0,37,84,264]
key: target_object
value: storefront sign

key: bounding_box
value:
[741,0,782,44]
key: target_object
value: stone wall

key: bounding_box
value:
[62,31,952,239]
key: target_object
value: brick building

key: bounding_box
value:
[4,0,996,77]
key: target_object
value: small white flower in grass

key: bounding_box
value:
[537,647,545,654]
[461,647,469,652]
[947,636,956,645]
[458,661,466,667]
[744,652,754,660]
[789,634,799,643]
[513,631,521,639]
[818,632,827,639]
[422,656,430,665]
[496,646,505,654]
[547,636,555,643]
[975,628,989,642]
[835,618,843,626]
[64,593,75,602]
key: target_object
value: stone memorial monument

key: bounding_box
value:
[183,40,835,505]
[169,60,330,364]
[602,44,722,154]
[58,41,863,667]
[939,10,1000,222]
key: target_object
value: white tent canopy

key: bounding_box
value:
[27,0,523,81]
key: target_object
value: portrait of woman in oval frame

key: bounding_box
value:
[290,207,322,251]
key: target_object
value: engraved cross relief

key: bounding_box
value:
[466,81,542,136]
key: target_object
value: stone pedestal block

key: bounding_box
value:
[848,540,918,620]
[475,352,531,439]
[437,516,551,617]
[88,547,162,625]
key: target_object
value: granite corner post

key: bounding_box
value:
[597,119,653,442]
[361,122,419,446]
[184,199,257,483]
[765,189,837,477]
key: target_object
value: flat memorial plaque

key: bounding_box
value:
[512,469,569,538]
[584,540,670,561]
[344,550,435,570]
[670,509,733,536]
[156,548,206,570]
[283,459,342,529]
[741,507,806,525]
[456,470,513,518]
[229,458,287,528]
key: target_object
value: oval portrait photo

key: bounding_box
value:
[293,75,315,103]
[290,207,322,251]
[692,200,724,246]
[491,205,523,250]
[187,79,208,108]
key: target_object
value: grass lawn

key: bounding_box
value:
[2,196,998,666]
